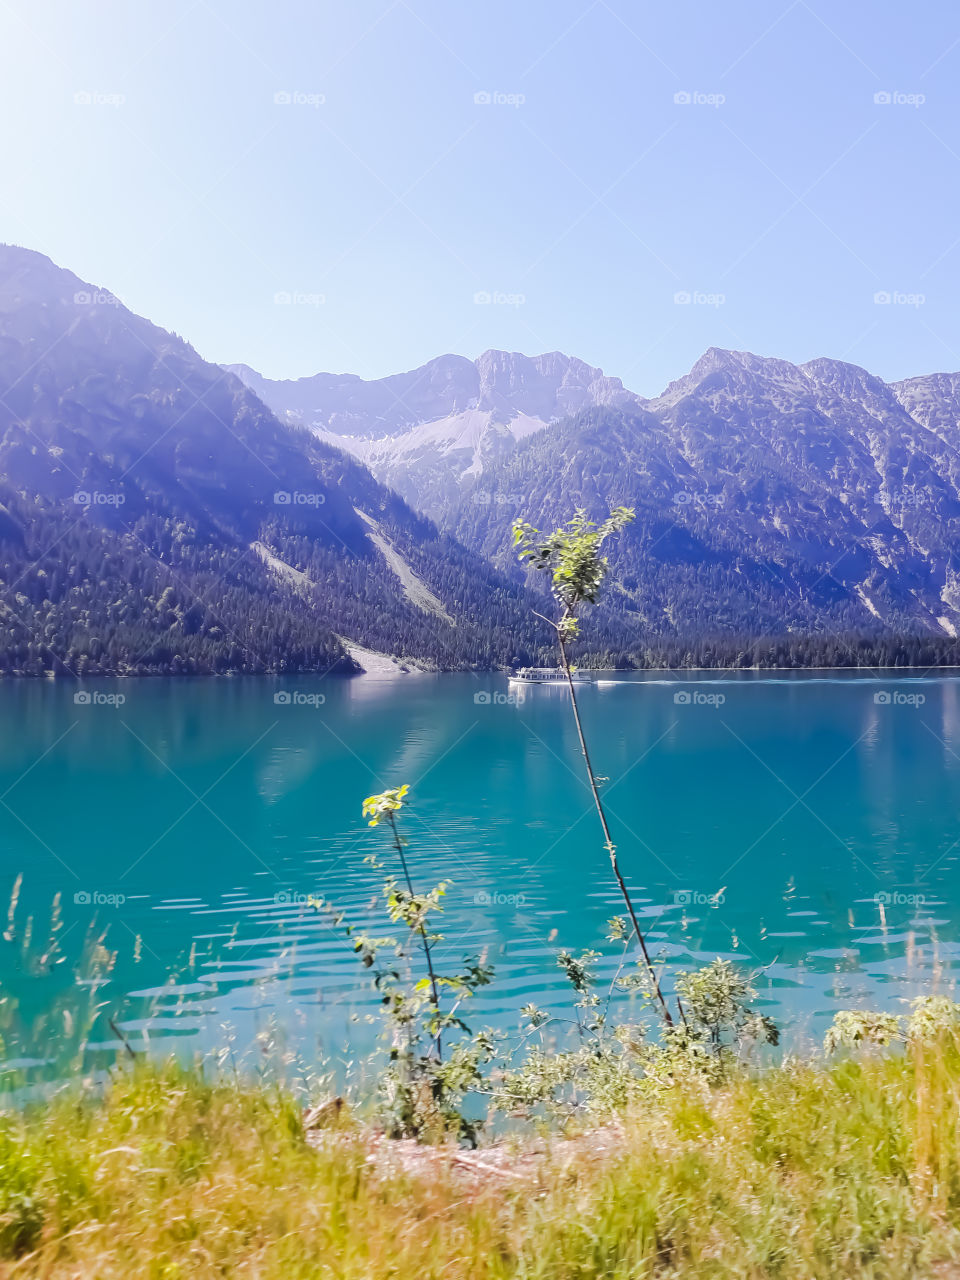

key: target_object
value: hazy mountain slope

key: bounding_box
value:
[228,342,960,644]
[8,242,960,670]
[0,246,552,675]
[646,349,960,631]
[227,350,644,511]
[448,349,960,639]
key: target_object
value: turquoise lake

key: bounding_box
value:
[1,670,958,1066]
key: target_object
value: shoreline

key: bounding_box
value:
[341,642,435,676]
[7,662,960,681]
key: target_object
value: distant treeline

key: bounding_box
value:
[577,632,960,671]
[2,497,957,678]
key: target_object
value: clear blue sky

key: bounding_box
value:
[2,1,959,392]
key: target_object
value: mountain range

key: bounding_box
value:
[3,242,960,676]
[225,351,643,515]
[0,246,552,675]
[235,346,960,648]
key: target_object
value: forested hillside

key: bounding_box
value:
[0,246,553,675]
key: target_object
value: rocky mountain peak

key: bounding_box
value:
[471,349,637,420]
[653,348,804,407]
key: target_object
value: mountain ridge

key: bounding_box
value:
[230,339,960,641]
[0,244,556,675]
[5,240,960,671]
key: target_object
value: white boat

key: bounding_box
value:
[508,666,593,686]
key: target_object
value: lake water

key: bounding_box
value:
[1,670,958,1070]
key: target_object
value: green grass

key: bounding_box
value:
[2,1042,960,1277]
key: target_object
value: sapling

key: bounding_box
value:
[512,507,673,1026]
[317,784,495,1142]
[362,784,443,1058]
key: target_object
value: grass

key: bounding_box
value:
[2,1041,960,1277]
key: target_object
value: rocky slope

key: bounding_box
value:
[451,348,960,638]
[238,344,960,639]
[226,351,643,511]
[0,246,552,674]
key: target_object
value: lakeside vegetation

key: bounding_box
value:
[3,1039,960,1278]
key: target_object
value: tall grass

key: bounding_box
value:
[1,1036,960,1277]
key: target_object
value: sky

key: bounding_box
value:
[1,1,959,393]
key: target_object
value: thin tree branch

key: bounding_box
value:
[386,810,444,1060]
[556,620,673,1027]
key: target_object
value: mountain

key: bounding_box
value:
[0,246,553,676]
[449,348,960,644]
[226,351,643,513]
[8,243,960,674]
[238,343,960,647]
